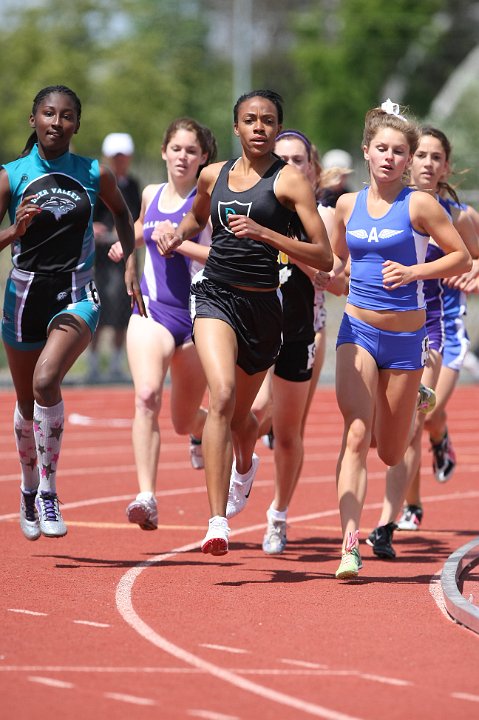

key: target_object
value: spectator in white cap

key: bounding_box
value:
[319,148,354,208]
[86,132,141,382]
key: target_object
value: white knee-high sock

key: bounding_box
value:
[33,400,64,495]
[14,403,39,493]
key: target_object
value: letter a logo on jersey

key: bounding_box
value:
[218,200,252,234]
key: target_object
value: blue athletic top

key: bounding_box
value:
[141,183,202,309]
[439,197,467,319]
[205,158,296,288]
[3,144,100,278]
[346,186,429,311]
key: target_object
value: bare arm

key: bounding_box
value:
[155,164,219,257]
[0,170,42,251]
[228,165,333,271]
[443,206,479,291]
[382,191,472,290]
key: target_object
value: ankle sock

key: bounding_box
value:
[269,505,288,522]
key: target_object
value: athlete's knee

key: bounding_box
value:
[135,384,162,416]
[208,384,236,420]
[32,366,62,405]
[345,418,371,455]
[377,443,406,467]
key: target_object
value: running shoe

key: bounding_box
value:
[226,453,260,519]
[189,436,204,470]
[201,516,230,555]
[20,490,41,541]
[417,384,436,414]
[366,522,396,559]
[261,428,275,450]
[335,531,362,579]
[262,510,287,554]
[431,430,456,483]
[396,504,423,531]
[35,491,67,538]
[126,494,158,530]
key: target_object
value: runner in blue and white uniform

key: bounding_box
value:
[331,102,471,579]
[367,128,477,557]
[392,128,479,530]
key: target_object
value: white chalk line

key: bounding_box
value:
[115,528,367,720]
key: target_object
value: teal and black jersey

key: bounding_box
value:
[3,143,100,277]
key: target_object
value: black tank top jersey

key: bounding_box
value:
[280,264,315,343]
[205,158,296,288]
[279,215,314,342]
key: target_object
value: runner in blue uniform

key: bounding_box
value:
[0,85,145,541]
[331,101,471,579]
[366,126,478,557]
[157,90,333,556]
[394,128,479,531]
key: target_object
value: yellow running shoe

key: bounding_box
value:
[417,383,436,415]
[335,530,363,579]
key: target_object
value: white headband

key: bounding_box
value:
[381,98,407,122]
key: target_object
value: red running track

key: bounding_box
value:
[1,383,479,720]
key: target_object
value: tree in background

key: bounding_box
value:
[0,0,478,184]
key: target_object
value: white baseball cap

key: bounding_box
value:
[102,132,134,157]
[322,148,353,170]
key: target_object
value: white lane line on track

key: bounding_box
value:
[3,486,479,524]
[0,665,414,678]
[104,691,156,706]
[28,676,74,689]
[68,413,132,427]
[451,692,479,703]
[73,620,110,628]
[280,660,408,687]
[281,659,328,669]
[8,609,48,616]
[200,644,249,654]
[115,513,379,720]
[116,492,479,717]
[188,711,239,720]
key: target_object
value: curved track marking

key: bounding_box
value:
[116,512,366,720]
[114,492,479,718]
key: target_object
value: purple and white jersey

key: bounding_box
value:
[140,184,206,309]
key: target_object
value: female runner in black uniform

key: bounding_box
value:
[157,90,333,556]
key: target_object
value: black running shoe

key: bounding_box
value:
[366,522,397,559]
[431,429,456,483]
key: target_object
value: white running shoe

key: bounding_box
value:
[126,494,158,530]
[35,491,67,538]
[396,504,423,531]
[201,516,230,555]
[262,509,287,554]
[226,453,260,519]
[189,436,204,470]
[20,490,41,541]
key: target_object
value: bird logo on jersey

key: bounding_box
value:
[218,201,252,234]
[41,196,77,221]
[348,228,403,243]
